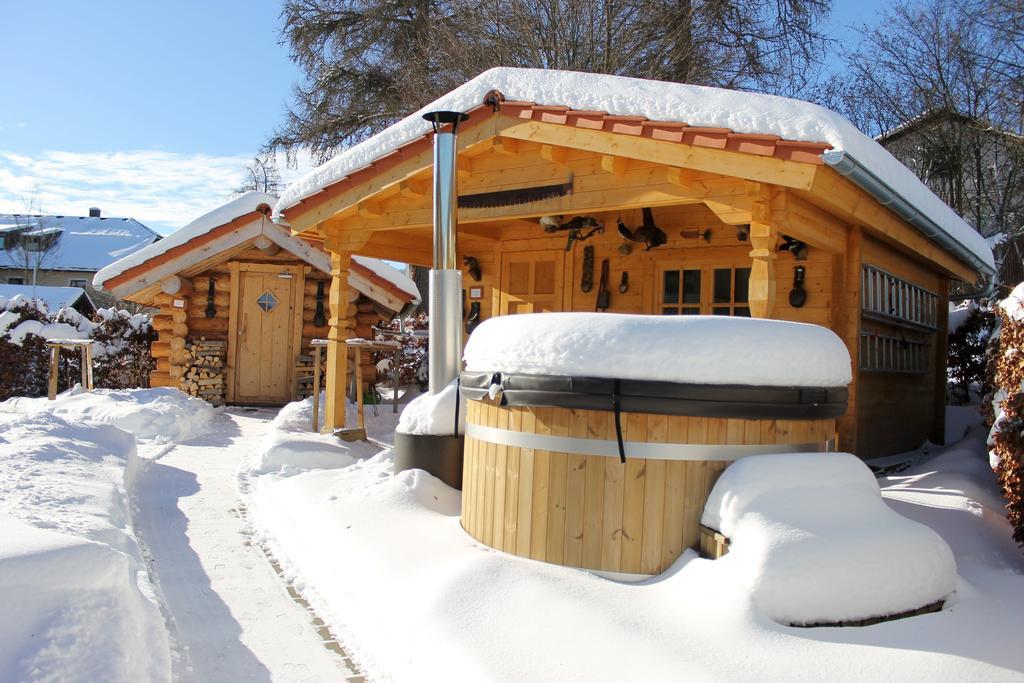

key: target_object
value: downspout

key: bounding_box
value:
[821,150,996,296]
[423,110,469,394]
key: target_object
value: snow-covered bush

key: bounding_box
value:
[374,312,427,387]
[988,283,1024,548]
[0,295,156,401]
[946,302,996,405]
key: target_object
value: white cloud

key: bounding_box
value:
[0,148,316,235]
[16,123,27,128]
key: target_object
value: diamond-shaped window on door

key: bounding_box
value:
[256,291,277,313]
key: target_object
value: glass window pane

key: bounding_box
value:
[734,306,751,317]
[663,271,680,305]
[712,306,730,315]
[662,307,678,315]
[681,307,701,315]
[713,268,731,303]
[734,268,751,303]
[682,270,701,304]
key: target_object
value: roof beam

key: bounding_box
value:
[496,116,819,191]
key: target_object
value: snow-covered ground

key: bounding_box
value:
[0,392,177,681]
[0,389,373,682]
[249,403,1024,682]
[3,386,1022,681]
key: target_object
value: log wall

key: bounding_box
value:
[146,245,391,404]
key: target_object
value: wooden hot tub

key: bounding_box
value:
[459,373,846,575]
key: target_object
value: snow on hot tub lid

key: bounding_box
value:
[463,313,852,389]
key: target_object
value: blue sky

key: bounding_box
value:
[0,0,889,235]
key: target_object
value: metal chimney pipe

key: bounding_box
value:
[423,110,469,395]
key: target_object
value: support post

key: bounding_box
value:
[312,343,323,432]
[747,183,777,318]
[80,345,89,390]
[48,345,59,400]
[325,252,352,431]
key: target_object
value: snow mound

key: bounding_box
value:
[0,412,170,681]
[702,453,957,625]
[999,281,1024,322]
[2,388,219,444]
[244,396,378,475]
[0,517,169,682]
[464,313,852,387]
[397,380,466,435]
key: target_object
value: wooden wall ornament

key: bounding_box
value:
[463,256,482,282]
[580,245,595,293]
[790,266,807,308]
[205,277,216,318]
[313,280,326,326]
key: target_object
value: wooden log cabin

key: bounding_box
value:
[93,192,418,406]
[273,69,994,457]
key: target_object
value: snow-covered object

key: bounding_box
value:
[91,192,417,312]
[243,395,378,475]
[0,411,170,680]
[948,300,980,334]
[0,213,160,272]
[2,388,219,443]
[0,284,91,312]
[463,313,852,387]
[93,191,277,287]
[397,380,466,435]
[702,453,957,625]
[353,255,420,302]
[276,67,993,272]
[999,281,1024,322]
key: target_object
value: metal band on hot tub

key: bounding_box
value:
[465,422,833,461]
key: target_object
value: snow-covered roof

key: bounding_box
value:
[94,191,277,286]
[352,256,419,302]
[0,214,160,272]
[93,191,417,310]
[0,284,91,312]
[276,67,993,275]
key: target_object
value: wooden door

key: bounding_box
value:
[498,250,565,315]
[232,264,300,404]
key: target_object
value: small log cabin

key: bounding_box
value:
[274,69,994,457]
[93,192,418,406]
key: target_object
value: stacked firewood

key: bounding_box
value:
[180,338,226,406]
[294,352,327,400]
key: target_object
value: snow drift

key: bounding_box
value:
[702,452,957,625]
[2,387,218,443]
[242,395,380,475]
[0,410,170,681]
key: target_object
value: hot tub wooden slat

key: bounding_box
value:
[564,410,588,567]
[504,408,522,552]
[461,403,837,575]
[581,413,607,568]
[516,407,535,558]
[601,455,625,572]
[492,406,508,555]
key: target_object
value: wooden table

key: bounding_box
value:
[45,339,94,400]
[308,338,402,434]
[309,339,329,432]
[346,339,401,431]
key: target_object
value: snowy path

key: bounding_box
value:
[131,408,361,682]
